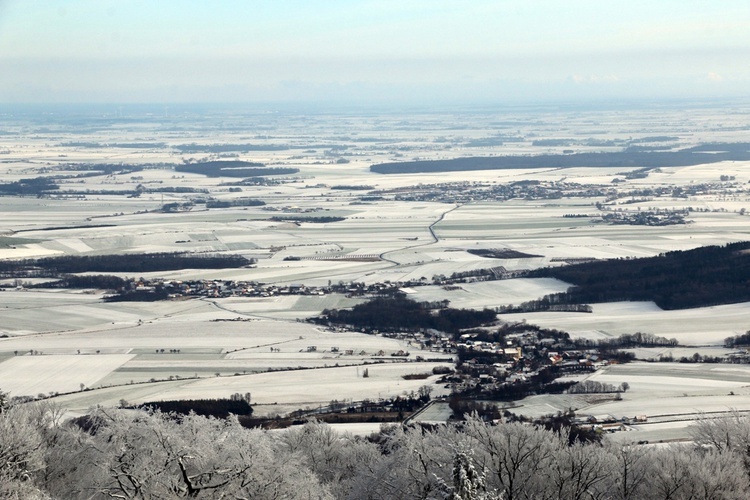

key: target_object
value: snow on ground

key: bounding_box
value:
[48,361,452,416]
[585,362,750,396]
[326,422,388,436]
[153,362,449,407]
[582,394,750,423]
[0,289,219,335]
[5,108,750,425]
[409,400,453,424]
[606,421,695,444]
[500,301,750,345]
[623,346,737,360]
[210,294,364,320]
[99,356,369,387]
[405,278,571,309]
[0,354,135,397]
[0,305,437,393]
[510,362,750,441]
[0,316,419,356]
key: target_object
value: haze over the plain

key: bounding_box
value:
[0,0,748,104]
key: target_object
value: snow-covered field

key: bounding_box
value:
[0,354,135,396]
[511,362,750,442]
[0,295,437,400]
[404,278,571,309]
[500,301,750,345]
[3,104,750,427]
[46,361,452,416]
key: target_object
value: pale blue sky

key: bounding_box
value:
[1,0,748,104]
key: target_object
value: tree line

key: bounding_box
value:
[26,274,127,290]
[497,295,593,314]
[0,252,254,277]
[371,144,750,174]
[3,401,750,499]
[205,197,265,208]
[567,380,626,394]
[137,398,253,419]
[270,215,346,224]
[316,295,497,334]
[528,241,750,310]
[467,248,542,259]
[725,331,750,348]
[0,177,58,196]
[574,332,678,349]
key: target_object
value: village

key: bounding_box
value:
[110,264,511,301]
[367,177,749,210]
[103,268,652,432]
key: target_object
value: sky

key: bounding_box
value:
[0,0,749,105]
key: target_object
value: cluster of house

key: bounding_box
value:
[599,210,688,226]
[133,279,390,299]
[454,333,605,386]
[126,268,506,300]
[370,177,745,207]
[571,414,649,433]
[372,180,615,204]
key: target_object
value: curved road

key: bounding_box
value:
[379,203,460,265]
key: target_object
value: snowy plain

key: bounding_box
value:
[3,104,750,435]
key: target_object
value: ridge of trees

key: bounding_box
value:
[315,295,497,334]
[724,331,750,348]
[270,216,346,223]
[14,223,116,233]
[103,288,171,302]
[0,177,59,196]
[371,143,750,174]
[26,274,127,290]
[205,197,265,208]
[0,252,254,277]
[568,380,626,394]
[497,296,593,313]
[467,248,542,259]
[59,162,154,175]
[175,160,299,177]
[576,332,678,349]
[527,241,750,310]
[139,399,253,419]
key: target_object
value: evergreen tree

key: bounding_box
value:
[448,451,487,500]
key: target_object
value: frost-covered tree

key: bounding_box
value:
[644,445,750,499]
[647,445,699,499]
[600,441,651,500]
[0,405,46,483]
[463,416,555,499]
[0,402,54,499]
[543,435,612,500]
[5,403,750,499]
[689,411,750,472]
[46,408,331,499]
[681,448,750,499]
[282,419,380,497]
[445,450,490,500]
[346,423,460,499]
